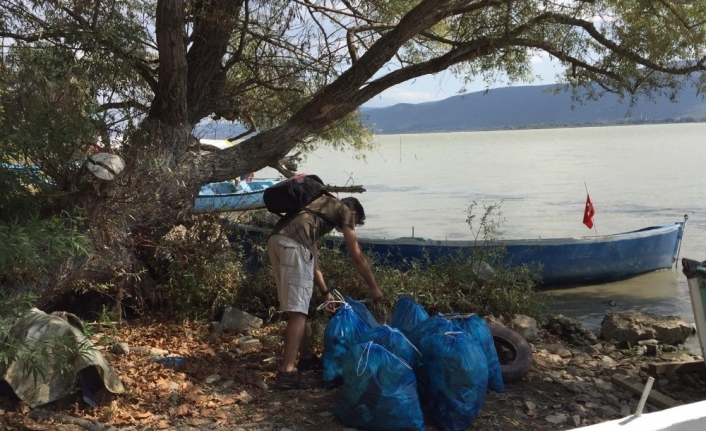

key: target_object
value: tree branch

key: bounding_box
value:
[186,0,243,123]
[547,13,706,75]
[99,100,151,113]
[224,0,250,71]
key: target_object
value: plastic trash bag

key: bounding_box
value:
[410,315,460,348]
[346,296,380,329]
[389,297,429,338]
[409,316,462,398]
[419,331,489,431]
[323,303,370,388]
[358,325,422,369]
[446,314,505,393]
[332,341,425,431]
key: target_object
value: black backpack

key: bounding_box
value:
[263,174,333,218]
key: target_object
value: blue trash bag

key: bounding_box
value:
[346,296,380,329]
[358,325,422,370]
[389,297,429,338]
[323,303,370,388]
[446,314,505,393]
[409,315,460,349]
[332,341,425,431]
[419,331,489,431]
[409,316,462,398]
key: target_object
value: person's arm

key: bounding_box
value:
[340,224,383,300]
[312,244,335,311]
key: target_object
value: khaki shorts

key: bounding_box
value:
[267,234,315,314]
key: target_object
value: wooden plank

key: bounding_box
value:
[647,360,706,375]
[610,375,682,409]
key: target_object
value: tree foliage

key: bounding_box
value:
[2,0,705,180]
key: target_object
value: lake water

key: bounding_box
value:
[262,123,706,352]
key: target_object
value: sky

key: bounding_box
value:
[363,51,563,108]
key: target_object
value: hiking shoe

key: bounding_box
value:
[274,369,315,390]
[298,354,322,372]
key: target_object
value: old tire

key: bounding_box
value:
[489,323,533,383]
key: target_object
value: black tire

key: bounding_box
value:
[489,324,533,383]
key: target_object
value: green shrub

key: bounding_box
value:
[235,201,550,323]
[155,217,248,320]
[0,215,89,283]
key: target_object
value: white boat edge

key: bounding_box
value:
[570,400,706,430]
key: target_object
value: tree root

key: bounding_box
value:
[29,409,118,431]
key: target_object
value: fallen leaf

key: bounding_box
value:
[175,404,189,417]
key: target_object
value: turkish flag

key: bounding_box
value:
[583,194,595,229]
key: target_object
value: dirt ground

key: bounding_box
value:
[2,317,706,431]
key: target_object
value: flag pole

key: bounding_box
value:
[585,182,598,236]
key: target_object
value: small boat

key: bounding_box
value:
[193,178,281,213]
[682,258,706,359]
[341,221,686,286]
[228,220,685,287]
[568,399,706,430]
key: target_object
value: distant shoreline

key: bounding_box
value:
[370,117,706,135]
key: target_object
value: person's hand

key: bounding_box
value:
[370,287,383,302]
[322,292,336,313]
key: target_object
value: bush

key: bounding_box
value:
[0,215,89,283]
[153,217,249,320]
[235,201,550,325]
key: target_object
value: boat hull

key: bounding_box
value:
[194,179,280,212]
[227,222,684,287]
[682,258,706,359]
[568,399,706,430]
[347,223,684,286]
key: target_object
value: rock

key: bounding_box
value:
[150,347,169,356]
[204,374,221,384]
[510,315,539,341]
[545,414,567,424]
[605,394,622,409]
[318,411,332,417]
[599,356,617,369]
[620,405,632,416]
[221,308,263,333]
[569,415,581,427]
[111,342,130,355]
[211,321,223,334]
[525,401,536,411]
[600,310,693,345]
[575,394,592,403]
[593,379,614,392]
[239,338,261,350]
[599,405,619,417]
[538,343,572,358]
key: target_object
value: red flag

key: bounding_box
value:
[583,194,595,229]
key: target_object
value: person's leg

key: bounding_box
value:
[268,235,315,388]
[297,321,323,371]
[280,312,308,372]
[298,321,313,359]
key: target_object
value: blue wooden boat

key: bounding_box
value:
[227,220,685,286]
[194,178,281,212]
[345,221,685,286]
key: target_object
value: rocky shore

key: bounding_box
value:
[1,311,706,431]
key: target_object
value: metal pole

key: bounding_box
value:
[674,214,688,269]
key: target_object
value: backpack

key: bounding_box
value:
[263,174,333,217]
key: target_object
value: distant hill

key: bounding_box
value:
[194,83,706,138]
[361,84,706,134]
